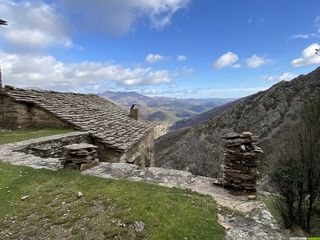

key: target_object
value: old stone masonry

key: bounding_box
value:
[222,132,263,192]
[0,132,285,240]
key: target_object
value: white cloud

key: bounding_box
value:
[177,55,187,61]
[233,64,241,69]
[291,16,320,39]
[61,0,190,35]
[291,43,320,67]
[142,86,266,98]
[213,52,239,69]
[0,52,179,91]
[265,72,297,81]
[247,15,265,24]
[245,55,268,69]
[0,0,72,50]
[291,33,320,39]
[146,54,166,63]
[315,16,320,32]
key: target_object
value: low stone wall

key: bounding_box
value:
[0,132,90,170]
[23,132,91,158]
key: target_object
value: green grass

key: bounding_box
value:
[0,128,73,145]
[0,161,224,240]
[261,195,283,226]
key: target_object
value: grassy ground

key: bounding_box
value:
[262,195,283,226]
[0,161,224,240]
[0,128,73,145]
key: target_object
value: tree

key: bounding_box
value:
[299,94,320,231]
[270,92,320,232]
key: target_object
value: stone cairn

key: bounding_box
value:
[60,143,99,171]
[222,132,263,192]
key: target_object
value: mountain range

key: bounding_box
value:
[99,91,234,123]
[155,67,320,177]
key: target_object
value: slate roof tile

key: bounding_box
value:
[3,86,154,151]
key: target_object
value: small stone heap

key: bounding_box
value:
[60,143,99,171]
[222,132,263,192]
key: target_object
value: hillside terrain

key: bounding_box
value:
[169,100,238,132]
[155,67,320,177]
[99,91,233,123]
[0,130,287,239]
[0,162,224,239]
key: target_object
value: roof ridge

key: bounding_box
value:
[2,85,154,151]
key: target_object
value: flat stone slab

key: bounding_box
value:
[65,143,98,151]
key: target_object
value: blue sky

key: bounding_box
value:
[0,0,320,98]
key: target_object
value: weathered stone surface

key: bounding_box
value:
[20,195,29,201]
[241,131,253,137]
[248,195,257,201]
[223,208,285,240]
[24,132,90,158]
[61,143,99,171]
[223,133,242,139]
[0,132,88,170]
[77,191,83,198]
[65,143,98,151]
[218,220,231,230]
[134,221,145,232]
[222,132,263,193]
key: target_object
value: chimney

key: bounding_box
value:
[129,104,139,120]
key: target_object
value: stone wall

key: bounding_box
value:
[24,130,154,168]
[23,132,91,158]
[0,94,17,129]
[92,140,124,163]
[93,130,155,168]
[122,130,155,167]
[0,95,71,129]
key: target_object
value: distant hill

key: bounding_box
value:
[169,100,238,132]
[146,111,175,122]
[99,91,234,123]
[155,67,320,177]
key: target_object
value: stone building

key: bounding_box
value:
[0,85,154,167]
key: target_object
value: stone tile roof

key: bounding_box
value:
[3,86,154,151]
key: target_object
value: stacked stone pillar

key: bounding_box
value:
[222,132,263,192]
[60,143,99,171]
